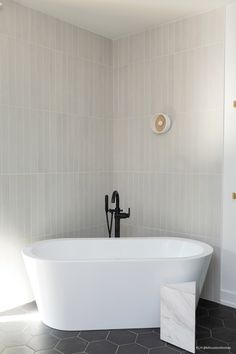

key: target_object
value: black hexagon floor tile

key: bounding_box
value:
[29,322,51,336]
[153,328,160,334]
[79,330,109,342]
[224,318,236,329]
[108,329,136,345]
[51,329,79,339]
[209,308,235,320]
[165,342,185,351]
[197,337,230,354]
[2,346,34,354]
[196,326,211,340]
[212,328,236,343]
[130,328,154,334]
[198,299,220,309]
[28,333,59,351]
[150,347,180,354]
[198,316,224,329]
[1,299,236,354]
[36,350,63,354]
[197,308,209,319]
[56,337,87,354]
[0,320,28,333]
[117,343,148,354]
[229,341,236,354]
[1,330,32,347]
[136,333,165,349]
[86,339,117,354]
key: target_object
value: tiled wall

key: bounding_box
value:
[0,0,226,311]
[112,9,225,302]
[0,0,113,311]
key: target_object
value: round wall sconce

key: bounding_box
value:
[151,113,171,134]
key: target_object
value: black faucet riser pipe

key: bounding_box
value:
[105,191,130,238]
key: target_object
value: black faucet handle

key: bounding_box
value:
[118,208,130,219]
[105,195,109,213]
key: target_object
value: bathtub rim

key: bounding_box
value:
[22,237,213,263]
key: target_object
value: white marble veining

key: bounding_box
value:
[160,282,196,353]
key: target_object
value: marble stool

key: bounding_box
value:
[160,281,196,353]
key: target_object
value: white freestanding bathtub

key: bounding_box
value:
[22,237,213,330]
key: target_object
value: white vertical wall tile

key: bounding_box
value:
[91,63,104,117]
[0,0,225,308]
[127,118,145,171]
[15,40,31,107]
[112,8,225,303]
[75,27,92,61]
[51,51,69,114]
[148,24,173,58]
[113,119,128,171]
[104,38,113,67]
[91,33,104,64]
[0,0,16,37]
[128,61,145,117]
[174,9,225,53]
[56,19,74,54]
[114,36,129,68]
[0,35,16,105]
[146,55,173,115]
[117,65,129,118]
[0,0,113,309]
[30,9,56,49]
[30,44,53,110]
[15,2,30,41]
[73,58,92,117]
[104,66,113,118]
[205,8,225,46]
[0,105,9,173]
[129,32,146,63]
[205,44,225,111]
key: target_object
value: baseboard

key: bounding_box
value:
[220,289,236,308]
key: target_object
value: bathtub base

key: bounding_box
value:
[31,261,204,331]
[35,262,165,330]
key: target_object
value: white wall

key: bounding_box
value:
[0,0,113,312]
[221,2,236,308]
[0,0,230,312]
[113,9,225,303]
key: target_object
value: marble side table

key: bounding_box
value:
[160,281,196,353]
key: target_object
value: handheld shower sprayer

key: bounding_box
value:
[105,195,114,237]
[105,191,130,238]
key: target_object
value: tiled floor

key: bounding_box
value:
[0,299,235,354]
